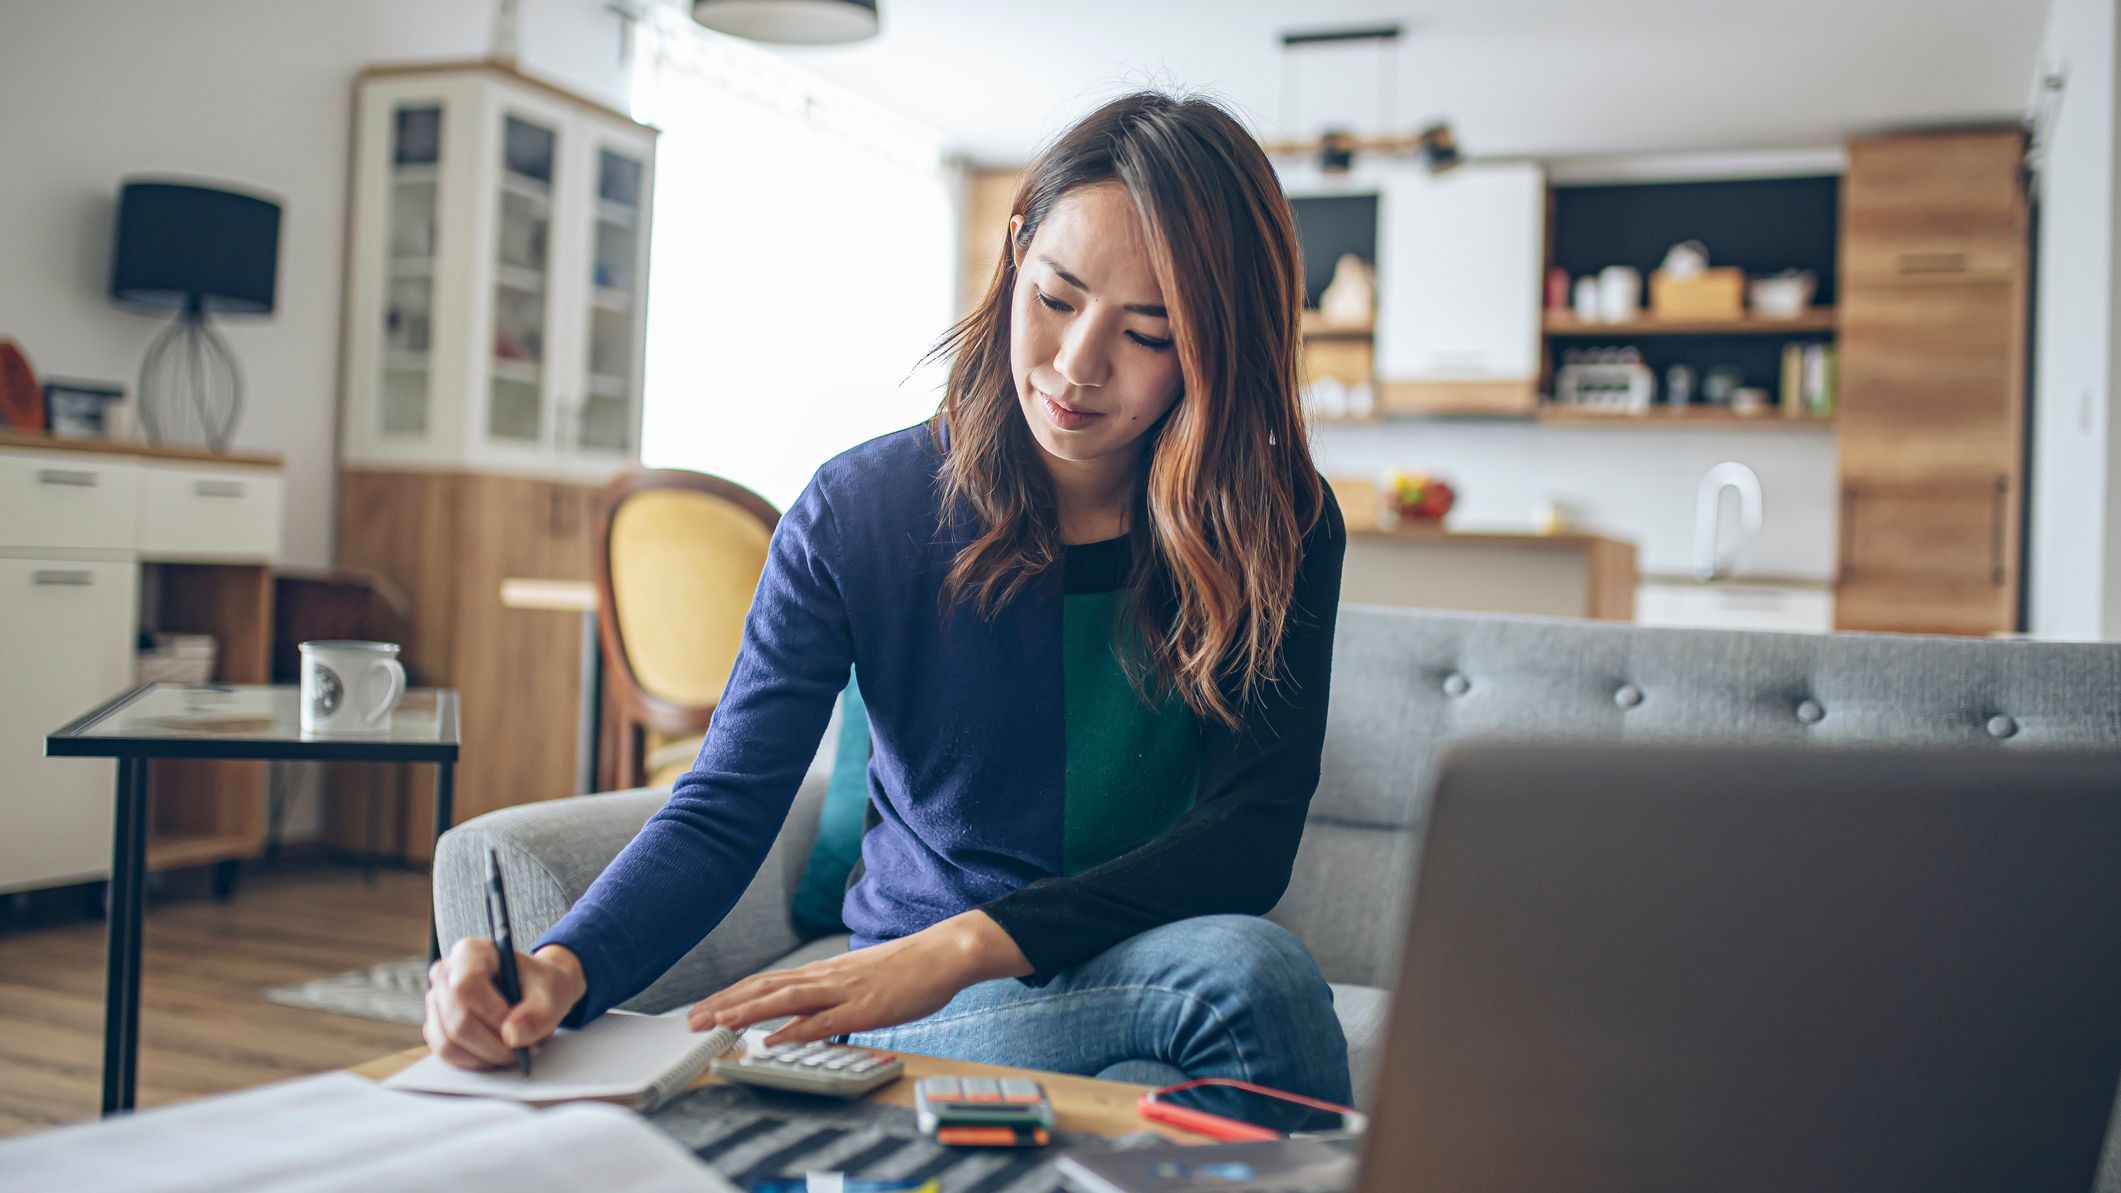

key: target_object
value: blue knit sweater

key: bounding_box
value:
[540,422,1345,1023]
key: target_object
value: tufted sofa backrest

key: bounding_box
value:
[1271,606,2121,987]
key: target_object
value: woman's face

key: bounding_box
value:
[1009,182,1183,472]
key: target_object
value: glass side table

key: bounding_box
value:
[47,682,460,1116]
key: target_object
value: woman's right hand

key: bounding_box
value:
[424,940,587,1070]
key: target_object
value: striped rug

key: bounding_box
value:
[263,955,428,1024]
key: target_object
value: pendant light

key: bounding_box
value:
[693,0,879,45]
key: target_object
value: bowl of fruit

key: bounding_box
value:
[1381,470,1456,528]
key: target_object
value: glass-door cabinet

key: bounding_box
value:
[343,63,656,480]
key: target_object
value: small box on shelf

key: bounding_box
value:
[1650,268,1745,321]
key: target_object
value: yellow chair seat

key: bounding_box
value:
[645,732,706,789]
[594,469,779,790]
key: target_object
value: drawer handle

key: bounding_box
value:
[36,468,100,488]
[192,479,246,499]
[1896,252,1969,275]
[1838,485,1856,578]
[1990,474,2008,586]
[32,569,95,587]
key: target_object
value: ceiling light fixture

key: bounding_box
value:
[1273,23,1462,175]
[692,0,880,45]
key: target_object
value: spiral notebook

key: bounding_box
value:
[383,1011,740,1112]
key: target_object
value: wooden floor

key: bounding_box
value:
[0,864,430,1138]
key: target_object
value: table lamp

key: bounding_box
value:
[109,178,282,452]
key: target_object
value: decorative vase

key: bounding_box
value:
[1319,254,1375,327]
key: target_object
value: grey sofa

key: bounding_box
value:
[435,606,2121,1105]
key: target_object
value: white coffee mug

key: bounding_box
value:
[1597,265,1642,323]
[300,640,406,737]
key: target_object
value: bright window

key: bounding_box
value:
[631,11,959,511]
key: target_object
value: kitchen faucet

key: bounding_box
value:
[1695,461,1763,581]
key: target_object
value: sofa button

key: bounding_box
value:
[1795,699,1825,725]
[1442,672,1471,698]
[1614,683,1643,709]
[1986,714,2018,739]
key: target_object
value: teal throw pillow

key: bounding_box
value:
[792,677,871,938]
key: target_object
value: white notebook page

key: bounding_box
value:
[382,1011,738,1108]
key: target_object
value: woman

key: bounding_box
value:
[426,89,1351,1102]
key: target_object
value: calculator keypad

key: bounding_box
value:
[739,1042,895,1069]
[710,1042,903,1099]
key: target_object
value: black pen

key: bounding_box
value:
[485,848,532,1077]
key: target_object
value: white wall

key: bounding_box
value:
[1314,423,1841,582]
[1,0,634,843]
[0,0,633,571]
[2028,0,2121,639]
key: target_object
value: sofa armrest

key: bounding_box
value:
[433,771,829,1015]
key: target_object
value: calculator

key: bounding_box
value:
[914,1076,1054,1147]
[708,1039,904,1099]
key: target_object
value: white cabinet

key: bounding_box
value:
[1635,581,1835,634]
[341,63,656,482]
[0,442,282,893]
[1374,161,1546,385]
[136,463,282,562]
[0,450,139,554]
[0,557,136,892]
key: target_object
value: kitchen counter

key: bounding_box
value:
[1637,569,1835,591]
[1343,523,1638,621]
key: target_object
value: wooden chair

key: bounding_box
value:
[593,469,780,789]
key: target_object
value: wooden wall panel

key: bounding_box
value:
[443,475,593,835]
[331,470,594,863]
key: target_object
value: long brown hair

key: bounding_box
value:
[926,90,1322,730]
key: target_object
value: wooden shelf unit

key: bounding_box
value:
[144,562,274,874]
[1542,309,1839,336]
[1537,406,1837,428]
[1300,311,1376,340]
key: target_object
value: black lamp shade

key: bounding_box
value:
[110,180,282,315]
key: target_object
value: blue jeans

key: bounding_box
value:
[847,915,1352,1104]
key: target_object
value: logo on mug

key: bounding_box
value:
[311,666,344,719]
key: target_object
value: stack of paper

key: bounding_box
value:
[0,1072,736,1193]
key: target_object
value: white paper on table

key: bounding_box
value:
[0,1071,732,1193]
[266,1099,735,1193]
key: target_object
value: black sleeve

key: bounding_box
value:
[978,483,1346,982]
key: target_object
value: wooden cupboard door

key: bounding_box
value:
[329,469,461,863]
[425,475,593,851]
[330,470,593,863]
[1837,280,2022,481]
[1834,478,2014,636]
[1842,130,2025,286]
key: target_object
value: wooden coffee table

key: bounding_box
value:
[350,1045,1208,1143]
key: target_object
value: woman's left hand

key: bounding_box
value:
[686,910,1031,1046]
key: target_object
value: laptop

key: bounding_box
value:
[1060,744,2121,1193]
[1355,742,2121,1193]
